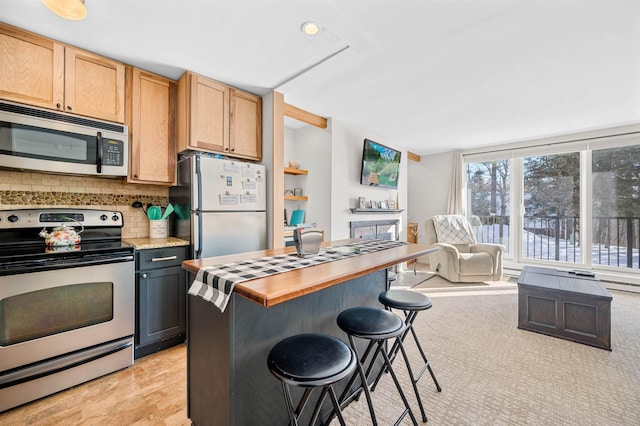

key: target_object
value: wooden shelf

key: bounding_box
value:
[285,195,308,201]
[350,208,405,214]
[284,167,308,175]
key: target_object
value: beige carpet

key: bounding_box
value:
[393,271,516,291]
[334,285,640,425]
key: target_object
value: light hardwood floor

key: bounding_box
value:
[0,344,190,425]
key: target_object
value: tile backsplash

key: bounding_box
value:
[0,170,170,239]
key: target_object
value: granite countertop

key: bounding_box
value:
[123,237,190,250]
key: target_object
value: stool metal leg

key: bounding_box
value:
[371,308,441,422]
[379,337,418,426]
[281,382,300,426]
[347,335,378,425]
[406,315,442,392]
[377,309,441,391]
[336,335,418,426]
[309,386,348,426]
[328,386,348,426]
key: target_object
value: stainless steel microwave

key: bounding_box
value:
[0,101,128,177]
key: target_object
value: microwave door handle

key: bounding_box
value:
[96,132,103,174]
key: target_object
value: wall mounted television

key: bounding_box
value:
[360,139,401,189]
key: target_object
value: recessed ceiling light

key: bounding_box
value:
[42,0,87,20]
[301,21,321,36]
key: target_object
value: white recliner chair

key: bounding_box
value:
[425,215,504,283]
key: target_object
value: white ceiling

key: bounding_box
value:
[1,0,639,155]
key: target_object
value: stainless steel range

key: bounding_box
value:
[0,208,135,412]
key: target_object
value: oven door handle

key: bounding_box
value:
[50,254,134,269]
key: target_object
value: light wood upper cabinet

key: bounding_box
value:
[230,88,262,159]
[0,23,64,110]
[178,72,229,153]
[64,48,125,123]
[126,67,176,186]
[178,71,261,160]
[0,22,125,123]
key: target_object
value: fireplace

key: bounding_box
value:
[350,220,400,241]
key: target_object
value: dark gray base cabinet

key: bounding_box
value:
[135,246,188,359]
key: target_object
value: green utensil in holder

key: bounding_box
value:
[147,206,162,220]
[161,203,174,220]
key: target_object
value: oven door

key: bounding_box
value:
[0,260,134,372]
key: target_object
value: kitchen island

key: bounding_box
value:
[182,239,437,426]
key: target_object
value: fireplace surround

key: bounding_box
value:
[350,219,400,241]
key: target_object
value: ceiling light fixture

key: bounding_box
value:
[301,21,321,36]
[42,0,87,20]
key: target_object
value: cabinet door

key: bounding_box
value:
[189,74,229,153]
[127,67,176,185]
[64,47,125,122]
[138,266,186,346]
[0,23,64,110]
[229,88,262,160]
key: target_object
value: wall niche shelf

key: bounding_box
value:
[350,208,405,214]
[285,195,308,201]
[284,167,308,175]
[284,167,308,202]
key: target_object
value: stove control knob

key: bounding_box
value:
[112,215,119,222]
[100,214,108,221]
[8,214,19,223]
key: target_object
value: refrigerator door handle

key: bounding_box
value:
[194,212,203,259]
[195,154,203,212]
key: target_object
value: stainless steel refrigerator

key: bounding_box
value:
[170,153,267,259]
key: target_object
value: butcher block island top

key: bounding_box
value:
[182,238,438,307]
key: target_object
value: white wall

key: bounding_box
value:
[407,151,454,262]
[284,124,332,239]
[330,119,408,241]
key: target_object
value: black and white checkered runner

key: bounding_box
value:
[189,239,408,312]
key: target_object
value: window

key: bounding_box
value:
[466,161,511,255]
[592,145,640,268]
[523,152,580,263]
[463,129,640,273]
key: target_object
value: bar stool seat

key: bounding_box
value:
[336,306,419,425]
[375,289,442,422]
[379,289,433,310]
[268,333,356,425]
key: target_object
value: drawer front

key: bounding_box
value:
[137,246,188,270]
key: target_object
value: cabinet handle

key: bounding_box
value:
[67,105,72,111]
[151,255,178,262]
[56,103,61,109]
[141,273,148,279]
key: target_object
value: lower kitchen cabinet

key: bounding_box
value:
[135,246,188,359]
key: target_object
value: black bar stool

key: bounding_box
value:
[374,289,442,422]
[336,306,419,425]
[267,333,357,426]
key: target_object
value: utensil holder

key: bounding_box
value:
[149,219,168,238]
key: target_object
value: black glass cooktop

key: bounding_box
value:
[0,240,134,276]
